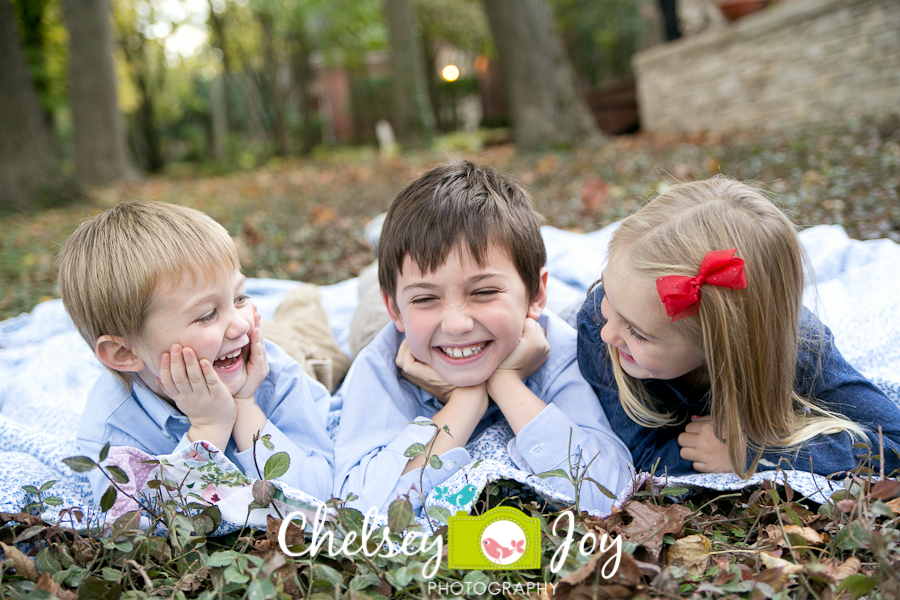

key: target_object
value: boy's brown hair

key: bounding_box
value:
[378,161,546,305]
[57,200,240,389]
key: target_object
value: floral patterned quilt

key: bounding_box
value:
[1,224,898,533]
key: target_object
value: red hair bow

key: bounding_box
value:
[656,249,747,322]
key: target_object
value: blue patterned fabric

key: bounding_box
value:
[1,224,898,532]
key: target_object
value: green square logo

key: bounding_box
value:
[447,507,541,570]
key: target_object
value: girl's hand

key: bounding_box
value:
[235,305,269,401]
[677,416,734,473]
[158,344,236,449]
[396,339,457,403]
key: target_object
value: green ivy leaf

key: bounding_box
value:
[42,496,63,506]
[386,566,413,589]
[260,434,274,451]
[99,442,110,463]
[429,455,443,470]
[205,551,237,568]
[339,507,365,533]
[101,567,121,582]
[224,564,249,584]
[345,492,359,502]
[248,578,277,600]
[35,548,61,575]
[202,505,222,533]
[62,456,96,473]
[314,564,344,587]
[106,466,129,484]
[263,452,290,480]
[533,468,569,480]
[349,574,381,593]
[21,485,41,495]
[387,497,415,535]
[403,443,426,458]
[113,510,141,534]
[584,477,617,500]
[837,574,879,599]
[659,486,690,497]
[39,480,57,492]
[427,505,451,525]
[99,486,116,513]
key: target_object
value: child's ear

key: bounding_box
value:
[95,335,145,372]
[381,289,405,333]
[527,268,550,319]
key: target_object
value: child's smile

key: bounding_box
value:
[385,245,546,388]
[131,269,255,400]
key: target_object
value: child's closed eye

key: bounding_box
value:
[197,310,217,325]
[627,324,646,343]
[410,296,437,305]
[473,289,500,298]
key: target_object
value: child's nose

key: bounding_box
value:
[599,321,623,348]
[441,308,474,336]
[225,309,252,340]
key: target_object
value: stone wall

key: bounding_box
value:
[633,0,900,133]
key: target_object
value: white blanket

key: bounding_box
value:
[1,224,897,531]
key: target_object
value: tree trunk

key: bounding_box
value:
[258,10,289,156]
[62,0,132,183]
[385,0,434,149]
[482,0,601,150]
[0,0,68,210]
[291,27,316,155]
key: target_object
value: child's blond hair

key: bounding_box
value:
[604,177,864,477]
[57,200,240,389]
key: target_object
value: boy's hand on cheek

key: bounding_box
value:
[235,305,269,401]
[490,318,549,385]
[396,340,459,404]
[158,344,236,451]
[677,416,735,473]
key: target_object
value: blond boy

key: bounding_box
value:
[58,201,333,504]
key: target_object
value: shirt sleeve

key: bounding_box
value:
[753,310,900,476]
[332,331,467,514]
[505,312,634,514]
[575,287,695,476]
[241,342,336,502]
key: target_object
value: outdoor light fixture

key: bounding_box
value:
[441,65,460,82]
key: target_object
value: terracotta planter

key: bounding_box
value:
[716,0,772,22]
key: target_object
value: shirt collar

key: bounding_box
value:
[131,381,190,430]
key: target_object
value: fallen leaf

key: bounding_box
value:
[869,479,900,501]
[35,573,77,600]
[553,546,643,600]
[666,534,711,576]
[759,551,804,578]
[886,497,900,514]
[0,542,39,580]
[764,524,825,547]
[619,501,691,561]
[579,179,610,212]
[816,556,861,584]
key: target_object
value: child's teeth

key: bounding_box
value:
[444,343,485,358]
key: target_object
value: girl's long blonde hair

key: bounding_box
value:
[606,177,865,478]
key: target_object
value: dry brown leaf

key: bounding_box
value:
[0,542,39,581]
[871,479,900,501]
[619,501,691,561]
[666,534,711,577]
[35,573,77,600]
[266,515,306,552]
[764,524,825,547]
[553,547,643,600]
[816,556,861,584]
[760,551,804,579]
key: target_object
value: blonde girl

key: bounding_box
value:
[576,177,900,477]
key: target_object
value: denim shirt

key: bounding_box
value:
[576,285,900,477]
[333,311,633,515]
[77,340,335,504]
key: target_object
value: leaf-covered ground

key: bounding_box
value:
[1,114,900,598]
[2,113,898,322]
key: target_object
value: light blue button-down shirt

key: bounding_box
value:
[333,311,633,514]
[77,340,335,504]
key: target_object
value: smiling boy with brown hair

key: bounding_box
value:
[333,161,632,514]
